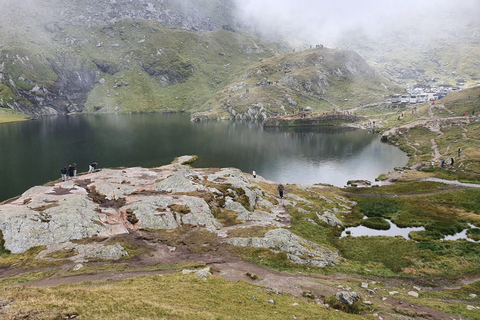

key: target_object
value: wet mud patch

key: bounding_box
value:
[75,179,93,189]
[47,186,77,196]
[87,186,126,209]
[131,190,169,196]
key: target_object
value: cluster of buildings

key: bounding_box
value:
[390,86,459,104]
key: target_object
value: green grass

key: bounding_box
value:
[0,270,58,287]
[0,273,365,320]
[361,217,391,230]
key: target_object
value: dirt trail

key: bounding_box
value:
[382,104,476,168]
[19,236,458,320]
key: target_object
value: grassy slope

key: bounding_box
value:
[196,48,404,119]
[0,273,364,320]
[1,20,288,116]
[1,19,405,120]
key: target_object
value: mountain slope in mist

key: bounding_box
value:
[334,5,480,88]
[3,0,464,119]
[193,47,402,120]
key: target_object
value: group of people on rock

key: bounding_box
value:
[60,162,98,181]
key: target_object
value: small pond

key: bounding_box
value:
[341,220,479,242]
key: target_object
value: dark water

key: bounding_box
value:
[0,113,407,201]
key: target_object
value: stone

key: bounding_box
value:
[156,168,205,193]
[73,263,84,271]
[226,228,343,267]
[0,194,105,254]
[335,291,360,305]
[470,294,477,298]
[316,211,344,227]
[408,291,419,298]
[84,244,128,260]
[194,267,211,278]
[389,291,398,296]
[361,282,368,288]
[363,300,372,305]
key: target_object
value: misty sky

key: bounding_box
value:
[234,0,480,45]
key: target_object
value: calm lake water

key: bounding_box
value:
[0,113,408,202]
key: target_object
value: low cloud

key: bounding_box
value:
[234,0,480,46]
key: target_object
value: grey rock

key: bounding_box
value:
[82,244,128,260]
[226,228,343,267]
[156,168,205,193]
[335,291,360,305]
[0,194,104,254]
[316,211,344,227]
[125,194,221,230]
[73,263,84,271]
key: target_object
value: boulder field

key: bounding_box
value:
[0,156,348,267]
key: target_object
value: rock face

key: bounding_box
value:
[0,156,348,267]
[225,228,344,267]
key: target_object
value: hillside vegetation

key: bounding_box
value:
[193,48,402,120]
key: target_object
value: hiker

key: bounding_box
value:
[450,158,454,166]
[458,147,462,157]
[277,184,284,199]
[72,163,77,178]
[89,162,98,173]
[441,159,445,168]
[253,170,257,178]
[68,165,74,179]
[61,166,67,181]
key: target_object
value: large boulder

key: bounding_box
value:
[0,194,104,254]
[226,228,343,267]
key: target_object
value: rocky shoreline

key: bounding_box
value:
[0,155,348,267]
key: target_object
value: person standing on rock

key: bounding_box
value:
[253,170,257,178]
[73,163,77,178]
[68,165,75,179]
[458,147,462,157]
[61,166,67,181]
[89,162,98,173]
[277,183,284,199]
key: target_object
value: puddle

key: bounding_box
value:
[341,219,424,239]
[341,220,479,242]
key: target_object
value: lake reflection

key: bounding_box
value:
[0,113,408,201]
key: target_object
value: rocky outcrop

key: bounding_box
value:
[0,156,348,268]
[225,228,344,267]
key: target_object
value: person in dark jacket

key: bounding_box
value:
[277,184,284,199]
[61,166,67,181]
[68,165,75,179]
[89,162,98,173]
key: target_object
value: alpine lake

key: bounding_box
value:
[0,113,408,203]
